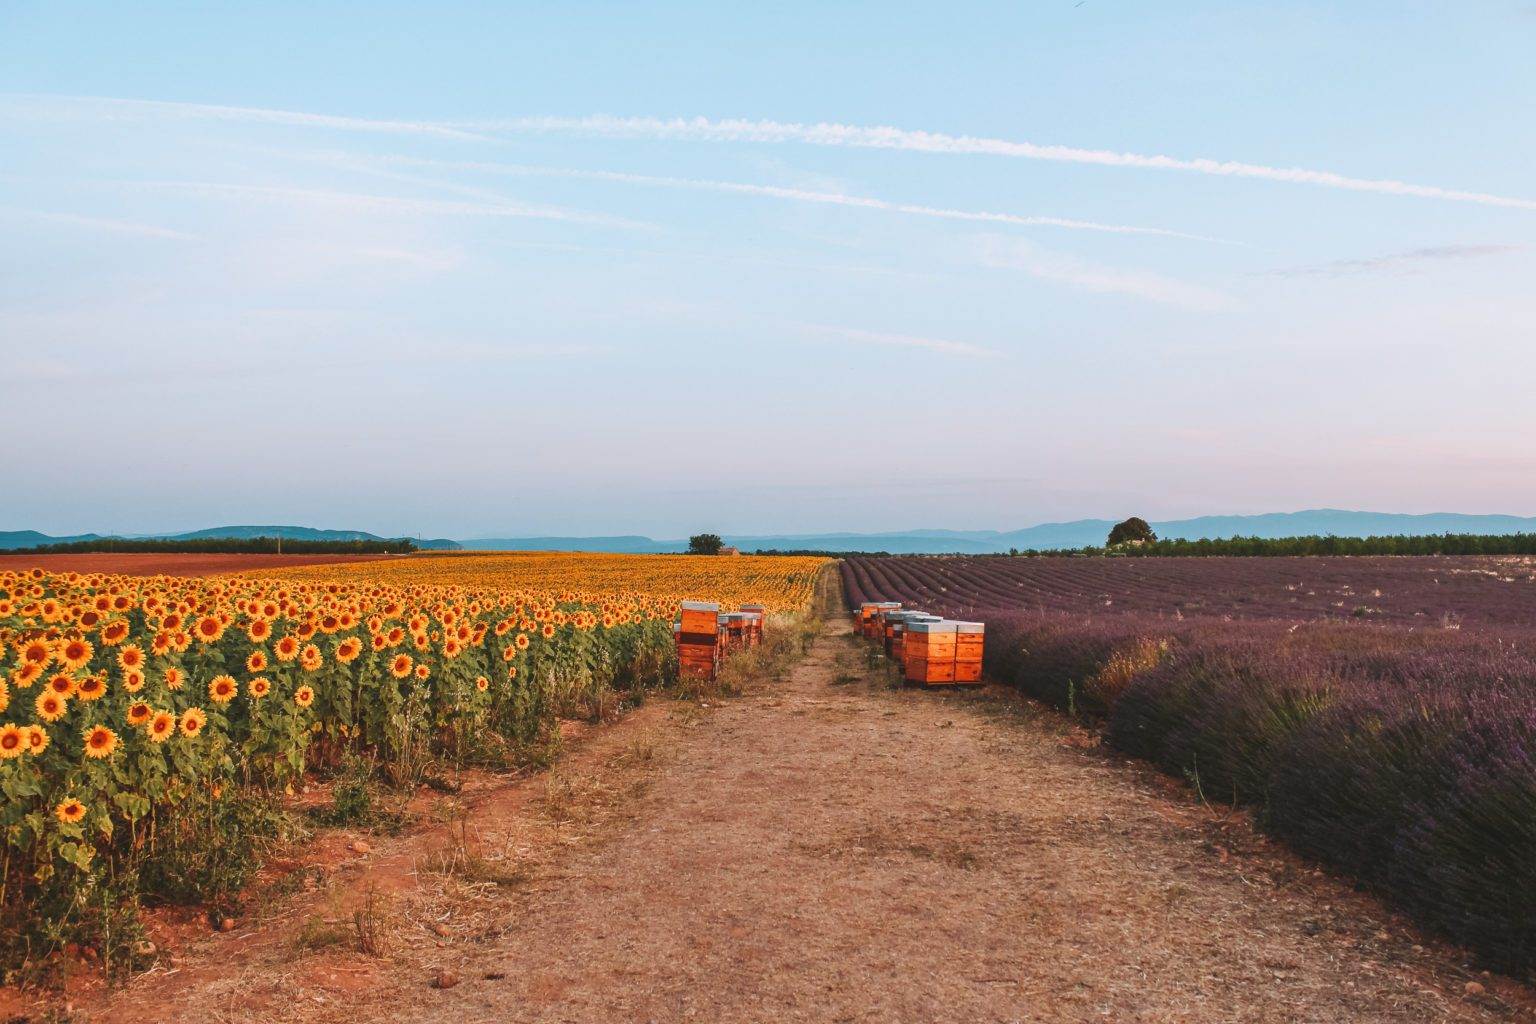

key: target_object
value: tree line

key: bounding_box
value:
[12,536,418,555]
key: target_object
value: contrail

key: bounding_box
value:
[469,115,1536,212]
[338,153,1228,242]
[1,94,491,141]
[127,181,639,227]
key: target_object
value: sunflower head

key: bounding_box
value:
[24,724,49,754]
[179,707,207,738]
[0,723,25,759]
[148,711,176,743]
[55,798,87,824]
[293,685,315,709]
[248,676,272,699]
[35,691,67,723]
[83,724,119,758]
[208,675,238,704]
[127,701,153,727]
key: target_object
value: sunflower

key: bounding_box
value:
[194,615,224,643]
[35,691,67,723]
[55,797,86,824]
[117,645,145,672]
[148,711,176,743]
[0,723,25,759]
[506,665,518,680]
[162,666,183,690]
[208,674,238,704]
[246,650,268,673]
[127,700,153,727]
[83,724,119,758]
[179,707,207,738]
[12,662,43,688]
[46,672,77,698]
[19,638,52,667]
[515,633,531,651]
[293,685,315,709]
[75,674,107,702]
[474,675,489,692]
[120,667,146,692]
[389,653,413,679]
[414,663,430,680]
[274,635,301,662]
[335,637,362,664]
[541,623,557,640]
[24,724,49,754]
[150,631,173,656]
[59,637,94,670]
[247,618,272,644]
[247,676,272,700]
[299,644,323,671]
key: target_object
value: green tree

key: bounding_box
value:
[1107,517,1157,547]
[687,533,724,555]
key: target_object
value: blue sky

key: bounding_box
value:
[4,2,1534,538]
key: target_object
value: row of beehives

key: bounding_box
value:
[673,599,766,680]
[855,601,984,686]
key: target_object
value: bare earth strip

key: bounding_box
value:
[76,613,1532,1023]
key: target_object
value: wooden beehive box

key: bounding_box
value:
[680,600,720,635]
[952,620,985,683]
[903,619,958,685]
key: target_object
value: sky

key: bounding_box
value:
[3,1,1535,539]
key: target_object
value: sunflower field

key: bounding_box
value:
[0,554,828,976]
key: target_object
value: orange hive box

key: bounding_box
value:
[952,620,985,684]
[865,601,901,639]
[676,601,722,680]
[903,619,958,685]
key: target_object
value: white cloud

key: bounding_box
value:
[976,237,1239,312]
[0,206,196,240]
[476,115,1536,212]
[1260,244,1524,278]
[795,322,1001,358]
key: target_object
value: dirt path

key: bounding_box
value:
[71,613,1532,1024]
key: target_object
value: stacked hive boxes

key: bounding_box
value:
[676,600,721,680]
[858,601,901,640]
[853,600,985,687]
[903,620,958,684]
[741,604,767,645]
[954,621,984,682]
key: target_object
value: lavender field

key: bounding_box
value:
[842,555,1536,974]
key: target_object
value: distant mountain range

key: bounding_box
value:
[0,526,461,551]
[9,510,1536,556]
[463,510,1536,554]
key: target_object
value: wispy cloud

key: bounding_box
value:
[475,115,1536,212]
[976,237,1238,312]
[1,93,488,141]
[1260,244,1524,278]
[124,181,642,228]
[795,322,1001,358]
[327,153,1228,243]
[0,206,197,240]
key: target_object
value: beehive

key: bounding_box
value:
[904,619,959,685]
[676,600,723,680]
[741,604,766,646]
[952,620,985,684]
[865,601,901,639]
